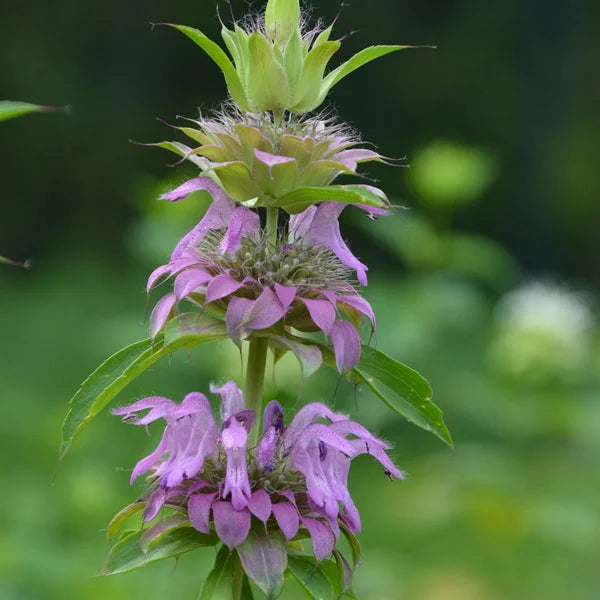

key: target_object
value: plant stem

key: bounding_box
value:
[245,337,269,445]
[265,206,278,246]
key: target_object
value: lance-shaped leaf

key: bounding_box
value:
[106,502,146,544]
[277,185,387,214]
[140,514,190,552]
[247,32,292,111]
[0,100,67,123]
[160,24,249,111]
[103,527,215,576]
[352,346,452,446]
[237,530,287,599]
[286,555,339,600]
[199,545,233,600]
[60,317,227,461]
[339,523,362,569]
[321,45,415,97]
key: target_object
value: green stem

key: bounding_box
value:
[265,206,278,246]
[245,337,269,445]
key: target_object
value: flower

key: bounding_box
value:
[147,178,377,372]
[154,109,392,214]
[161,0,410,114]
[113,382,403,559]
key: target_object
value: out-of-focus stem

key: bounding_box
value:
[266,206,278,246]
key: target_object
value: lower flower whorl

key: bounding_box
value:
[113,382,403,560]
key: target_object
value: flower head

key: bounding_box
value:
[113,382,402,559]
[148,180,376,372]
[156,109,391,214]
[162,0,412,114]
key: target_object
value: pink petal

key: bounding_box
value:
[160,176,229,203]
[254,148,295,167]
[149,293,177,338]
[213,502,251,548]
[330,320,362,372]
[332,149,381,171]
[300,298,336,333]
[336,293,376,329]
[220,207,260,255]
[225,297,254,341]
[284,403,347,447]
[210,381,244,422]
[246,287,285,330]
[272,502,300,540]
[248,490,272,523]
[274,284,297,312]
[205,273,244,304]
[302,517,335,562]
[173,268,212,301]
[143,488,167,522]
[188,492,216,534]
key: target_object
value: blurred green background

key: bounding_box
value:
[1,1,599,599]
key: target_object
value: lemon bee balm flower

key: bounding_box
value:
[161,0,413,115]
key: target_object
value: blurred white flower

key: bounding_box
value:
[489,281,595,383]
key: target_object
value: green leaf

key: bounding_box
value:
[237,530,287,599]
[322,45,413,95]
[106,502,145,544]
[265,0,301,42]
[286,555,336,600]
[353,346,453,446]
[277,185,386,214]
[199,546,233,600]
[140,514,190,552]
[60,319,227,461]
[247,33,292,111]
[161,24,249,110]
[0,100,67,123]
[104,527,215,576]
[283,29,304,93]
[291,41,340,113]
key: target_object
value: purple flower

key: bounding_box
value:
[114,382,403,559]
[148,180,377,372]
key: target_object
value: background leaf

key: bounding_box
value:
[0,100,67,122]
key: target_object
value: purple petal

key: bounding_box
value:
[149,293,177,338]
[257,401,284,469]
[272,502,300,540]
[246,287,285,330]
[336,293,376,329]
[170,180,237,260]
[220,207,260,255]
[186,480,212,496]
[349,438,404,480]
[302,517,335,562]
[270,336,322,380]
[210,381,244,422]
[274,284,297,312]
[205,273,244,304]
[288,205,317,240]
[248,490,272,523]
[113,396,175,423]
[225,297,254,341]
[143,487,167,522]
[212,502,251,548]
[173,268,212,301]
[284,403,347,447]
[307,203,369,286]
[188,492,216,534]
[295,424,355,457]
[146,258,199,293]
[300,298,336,334]
[160,177,219,203]
[331,320,362,372]
[222,417,251,510]
[329,420,390,449]
[332,149,381,171]
[254,148,295,167]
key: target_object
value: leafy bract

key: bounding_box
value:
[199,546,233,600]
[59,316,227,461]
[160,24,249,111]
[286,555,339,600]
[104,527,215,576]
[277,185,388,214]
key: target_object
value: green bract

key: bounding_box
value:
[161,0,413,114]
